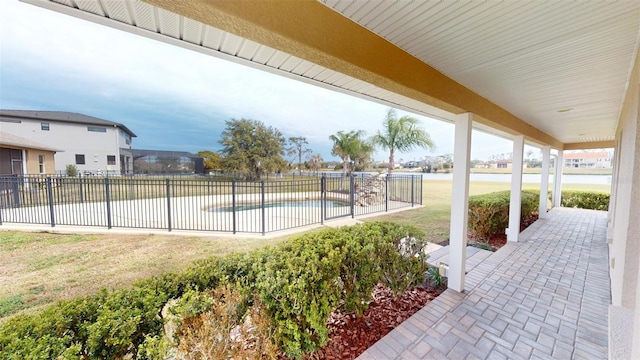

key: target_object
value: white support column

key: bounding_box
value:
[539,146,551,219]
[507,135,525,242]
[21,149,27,175]
[448,113,472,292]
[553,150,564,208]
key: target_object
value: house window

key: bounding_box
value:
[0,148,23,175]
[125,134,131,145]
[41,122,50,131]
[75,154,86,165]
[38,155,45,173]
[107,155,116,165]
[87,126,107,133]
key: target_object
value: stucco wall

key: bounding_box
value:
[25,149,56,175]
[610,49,640,308]
[0,117,128,174]
[609,48,640,360]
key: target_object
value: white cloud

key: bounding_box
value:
[0,0,518,161]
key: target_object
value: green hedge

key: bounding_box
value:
[0,222,428,360]
[553,190,609,210]
[468,191,539,241]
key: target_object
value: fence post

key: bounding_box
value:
[261,181,266,235]
[46,177,55,227]
[232,180,236,234]
[105,177,112,229]
[166,179,172,232]
[411,175,415,207]
[12,175,20,207]
[385,174,389,212]
[129,176,135,201]
[79,176,84,203]
[350,175,355,218]
[420,174,423,205]
[321,176,325,225]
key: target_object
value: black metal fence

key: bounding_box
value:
[0,173,422,234]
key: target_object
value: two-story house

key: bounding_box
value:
[563,151,613,169]
[0,110,136,175]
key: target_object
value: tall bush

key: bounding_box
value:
[468,191,538,241]
[66,164,78,177]
[553,190,609,210]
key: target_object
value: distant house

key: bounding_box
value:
[564,151,612,168]
[0,110,136,175]
[0,132,61,176]
[131,149,204,174]
[491,160,528,170]
[496,160,512,169]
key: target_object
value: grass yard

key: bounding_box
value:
[0,231,289,320]
[469,167,613,175]
[0,179,611,320]
[365,180,611,243]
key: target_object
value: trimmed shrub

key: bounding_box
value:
[85,287,167,359]
[0,291,107,359]
[66,164,78,177]
[0,221,428,360]
[254,222,427,357]
[468,191,538,240]
[552,190,609,210]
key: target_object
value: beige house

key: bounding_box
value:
[0,110,136,175]
[564,151,613,168]
[18,1,640,358]
[490,160,528,170]
[0,131,60,176]
[495,160,512,169]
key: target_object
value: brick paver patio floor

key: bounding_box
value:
[358,208,610,359]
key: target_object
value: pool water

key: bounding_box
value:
[211,200,349,212]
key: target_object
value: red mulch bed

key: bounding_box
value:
[480,213,539,250]
[295,215,540,359]
[308,284,445,359]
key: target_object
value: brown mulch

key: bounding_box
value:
[295,215,541,359]
[309,284,445,360]
[484,213,539,250]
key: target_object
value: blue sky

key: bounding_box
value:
[0,0,528,163]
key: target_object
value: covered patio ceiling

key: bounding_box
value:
[24,0,640,150]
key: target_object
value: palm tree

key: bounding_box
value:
[370,109,435,174]
[329,130,367,175]
[329,130,373,191]
[350,138,375,172]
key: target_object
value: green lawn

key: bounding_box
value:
[364,180,611,243]
[0,231,289,320]
[0,179,610,319]
[469,167,613,175]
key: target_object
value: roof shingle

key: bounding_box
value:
[0,109,137,137]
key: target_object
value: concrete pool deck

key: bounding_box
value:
[0,193,422,238]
